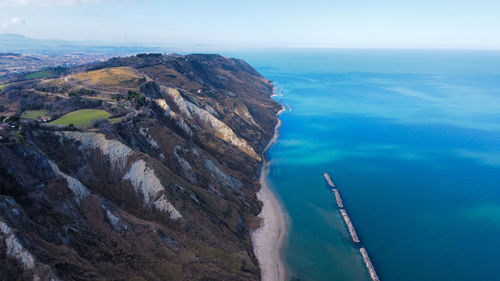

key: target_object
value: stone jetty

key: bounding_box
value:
[360,247,380,281]
[332,189,344,208]
[323,172,381,281]
[340,209,360,243]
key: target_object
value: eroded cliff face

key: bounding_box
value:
[0,54,281,280]
[156,85,260,160]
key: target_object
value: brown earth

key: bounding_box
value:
[0,53,281,280]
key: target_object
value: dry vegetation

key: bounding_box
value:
[69,66,146,91]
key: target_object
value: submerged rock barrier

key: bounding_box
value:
[333,188,344,208]
[340,209,360,243]
[323,172,335,187]
[360,247,380,281]
[323,172,381,281]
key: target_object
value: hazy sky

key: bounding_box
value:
[1,0,500,49]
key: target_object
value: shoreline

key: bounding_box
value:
[252,105,288,281]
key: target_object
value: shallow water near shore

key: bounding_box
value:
[224,49,500,281]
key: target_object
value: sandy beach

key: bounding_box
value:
[252,106,288,281]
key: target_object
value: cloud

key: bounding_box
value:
[1,17,26,29]
[11,17,26,24]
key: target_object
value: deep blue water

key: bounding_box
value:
[224,49,500,281]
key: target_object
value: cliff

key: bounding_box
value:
[0,54,281,280]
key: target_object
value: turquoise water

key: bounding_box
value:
[225,49,500,281]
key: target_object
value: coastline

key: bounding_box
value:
[252,105,288,281]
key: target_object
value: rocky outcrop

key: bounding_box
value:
[235,101,261,129]
[204,159,243,191]
[158,86,261,160]
[186,100,261,160]
[49,160,90,204]
[0,197,60,281]
[56,131,133,171]
[173,145,197,183]
[123,159,182,220]
[0,220,35,270]
[101,203,128,232]
[138,127,159,149]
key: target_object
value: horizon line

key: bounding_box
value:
[2,33,500,52]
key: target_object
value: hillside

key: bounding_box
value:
[0,54,281,280]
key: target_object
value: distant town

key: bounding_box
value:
[0,53,111,77]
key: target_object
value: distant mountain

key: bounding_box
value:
[0,33,171,56]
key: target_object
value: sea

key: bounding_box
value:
[223,49,500,281]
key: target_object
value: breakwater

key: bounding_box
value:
[333,189,344,208]
[323,173,343,207]
[340,209,360,243]
[323,172,335,187]
[360,248,380,281]
[323,172,381,281]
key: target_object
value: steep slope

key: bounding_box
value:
[0,54,281,280]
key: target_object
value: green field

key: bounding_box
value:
[49,109,111,128]
[21,110,49,120]
[25,71,53,80]
[0,83,10,90]
[109,117,124,124]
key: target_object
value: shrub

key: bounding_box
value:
[68,88,97,97]
[126,90,147,109]
[12,131,24,143]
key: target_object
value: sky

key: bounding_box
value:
[1,0,500,49]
